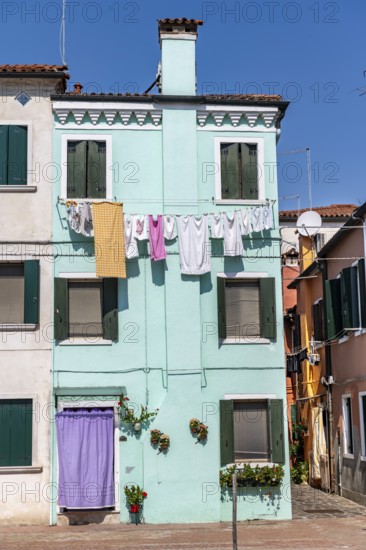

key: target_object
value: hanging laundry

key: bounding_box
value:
[163,215,177,240]
[262,205,274,230]
[93,202,126,278]
[80,202,94,237]
[148,215,166,261]
[176,215,211,275]
[240,209,252,236]
[210,213,224,239]
[134,214,149,240]
[251,206,265,233]
[124,214,139,259]
[66,203,82,233]
[223,212,244,256]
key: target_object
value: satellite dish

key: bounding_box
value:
[296,211,322,237]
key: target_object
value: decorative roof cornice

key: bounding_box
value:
[53,105,162,126]
[197,108,279,128]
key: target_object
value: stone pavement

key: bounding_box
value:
[1,485,366,550]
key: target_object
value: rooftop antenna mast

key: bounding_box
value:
[278,147,312,210]
[60,0,67,66]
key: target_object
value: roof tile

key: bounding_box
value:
[280,204,357,218]
[0,64,69,77]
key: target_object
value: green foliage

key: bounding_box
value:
[119,393,158,425]
[124,484,148,506]
[220,464,285,488]
[290,461,309,484]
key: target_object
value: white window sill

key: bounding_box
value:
[60,197,112,203]
[354,329,366,337]
[0,323,37,332]
[0,185,37,193]
[343,453,354,459]
[0,466,43,474]
[59,338,113,346]
[215,199,267,206]
[221,337,271,345]
[361,456,366,462]
[338,336,349,344]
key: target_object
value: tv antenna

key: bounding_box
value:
[278,147,313,210]
[59,0,67,66]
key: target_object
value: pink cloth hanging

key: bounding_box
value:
[148,215,166,261]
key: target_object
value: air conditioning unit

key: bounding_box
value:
[320,454,330,491]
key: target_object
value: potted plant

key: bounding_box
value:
[119,393,158,432]
[150,429,162,446]
[197,423,208,441]
[189,418,200,433]
[158,433,170,452]
[124,484,148,520]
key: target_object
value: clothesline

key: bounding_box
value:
[66,203,276,278]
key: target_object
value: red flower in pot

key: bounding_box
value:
[130,504,140,513]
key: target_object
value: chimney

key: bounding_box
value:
[72,82,83,95]
[158,18,203,96]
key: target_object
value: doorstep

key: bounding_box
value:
[57,509,120,526]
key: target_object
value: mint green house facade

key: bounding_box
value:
[50,19,291,524]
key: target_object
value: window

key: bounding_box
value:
[313,300,325,342]
[61,134,112,199]
[0,399,32,467]
[67,140,106,199]
[0,261,39,325]
[220,399,284,465]
[359,392,366,458]
[342,395,353,456]
[217,277,276,341]
[214,137,264,203]
[0,125,28,185]
[54,278,118,342]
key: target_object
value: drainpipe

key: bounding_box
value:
[319,260,336,493]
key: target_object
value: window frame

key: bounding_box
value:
[0,394,41,474]
[217,271,275,344]
[214,137,265,204]
[342,394,354,458]
[55,272,117,345]
[359,391,366,460]
[233,399,271,463]
[220,394,284,467]
[56,398,120,513]
[0,121,32,188]
[61,134,112,200]
[0,260,40,331]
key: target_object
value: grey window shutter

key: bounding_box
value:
[54,278,68,341]
[241,143,258,200]
[103,278,118,341]
[8,125,27,185]
[67,140,87,198]
[87,141,106,198]
[259,277,276,339]
[220,400,234,466]
[217,277,227,339]
[220,143,240,200]
[341,267,360,329]
[0,125,9,185]
[24,260,40,324]
[269,399,285,464]
[294,314,301,349]
[358,259,366,328]
[325,279,342,339]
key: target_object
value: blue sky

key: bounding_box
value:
[1,0,365,211]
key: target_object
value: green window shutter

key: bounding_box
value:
[290,403,297,425]
[87,141,106,198]
[325,279,343,339]
[217,277,227,340]
[220,143,240,200]
[241,143,258,200]
[341,267,360,329]
[8,125,27,185]
[54,278,68,341]
[24,260,40,324]
[0,125,9,185]
[0,400,32,467]
[313,302,323,341]
[220,400,234,466]
[103,278,118,341]
[269,399,285,464]
[358,259,366,328]
[67,140,87,198]
[259,277,276,339]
